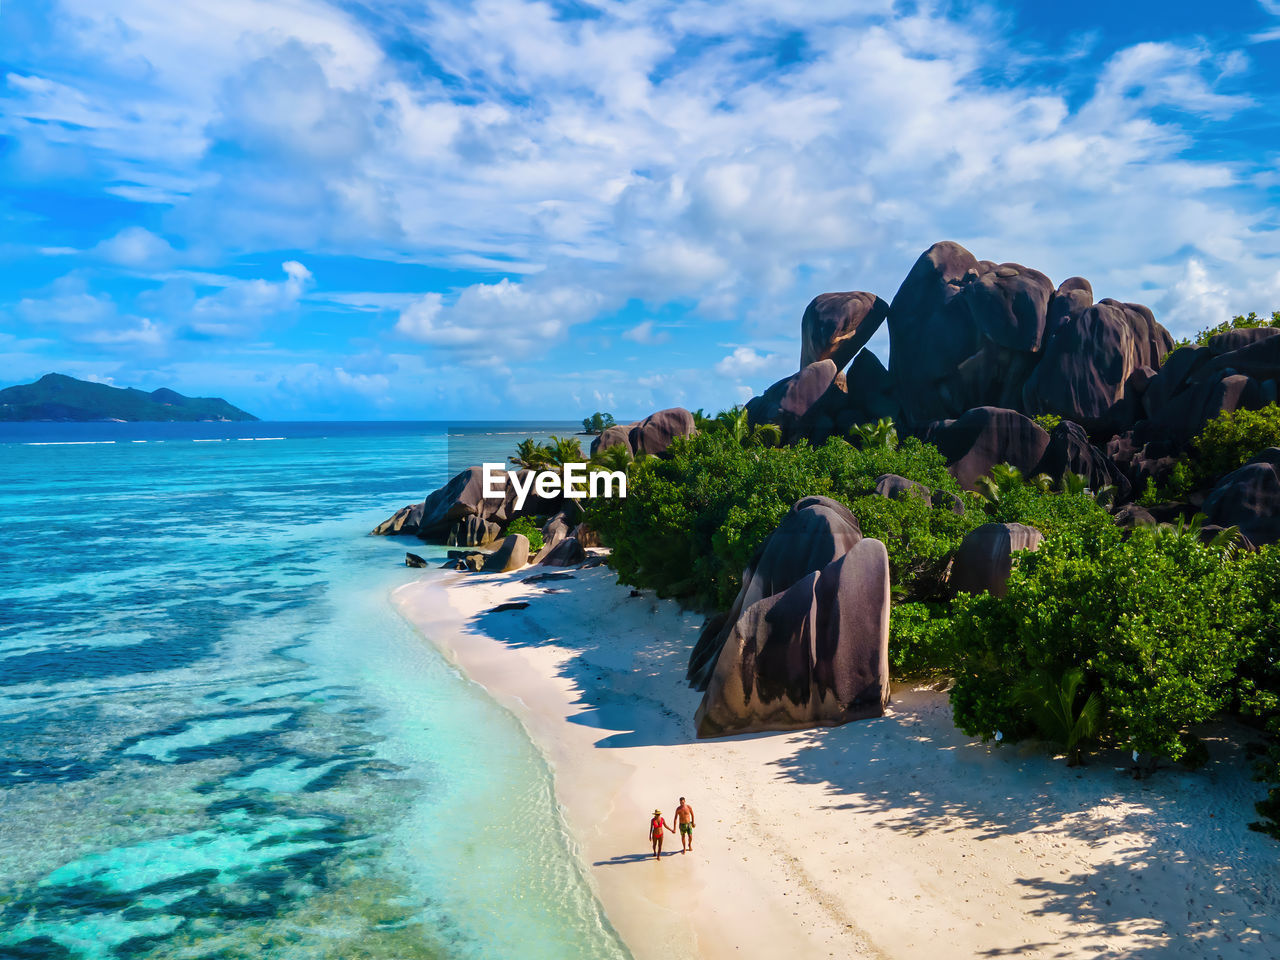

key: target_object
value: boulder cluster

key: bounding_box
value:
[749,240,1280,543]
[374,239,1280,741]
[372,409,698,574]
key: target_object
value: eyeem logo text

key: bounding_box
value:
[482,463,627,512]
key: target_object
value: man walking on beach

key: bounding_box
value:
[650,809,676,860]
[675,797,695,853]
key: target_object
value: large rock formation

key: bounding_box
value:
[1034,420,1131,499]
[372,465,561,543]
[372,502,423,536]
[687,496,863,690]
[538,536,586,567]
[1203,449,1280,547]
[927,407,1051,491]
[949,522,1044,597]
[589,407,697,457]
[741,241,1194,490]
[446,515,501,547]
[694,538,891,738]
[481,534,530,572]
[745,360,849,445]
[800,292,889,370]
[1023,300,1173,429]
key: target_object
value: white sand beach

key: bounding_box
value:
[395,563,1280,960]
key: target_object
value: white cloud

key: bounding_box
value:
[3,0,1279,412]
[395,279,607,357]
[93,227,175,268]
[187,261,313,334]
[622,320,670,345]
[714,346,785,380]
[16,276,117,326]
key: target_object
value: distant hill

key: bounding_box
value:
[0,373,259,422]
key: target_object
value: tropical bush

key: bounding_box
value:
[888,601,955,676]
[586,430,967,609]
[505,515,544,552]
[1188,404,1280,485]
[1233,546,1280,836]
[949,522,1249,762]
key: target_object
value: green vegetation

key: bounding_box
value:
[1189,404,1280,484]
[586,427,965,610]
[509,435,587,470]
[1168,310,1280,355]
[1032,413,1062,433]
[0,372,257,422]
[505,515,544,552]
[573,406,1280,832]
[581,411,617,434]
[950,521,1248,762]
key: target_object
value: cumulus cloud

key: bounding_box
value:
[621,321,670,345]
[16,275,117,326]
[395,279,607,358]
[714,346,786,380]
[11,275,168,351]
[3,0,1279,412]
[93,227,176,267]
[186,261,313,335]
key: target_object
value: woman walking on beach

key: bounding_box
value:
[649,809,676,860]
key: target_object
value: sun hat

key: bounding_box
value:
[653,809,661,815]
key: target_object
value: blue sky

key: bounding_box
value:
[1,0,1279,420]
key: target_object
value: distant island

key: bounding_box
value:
[0,373,258,422]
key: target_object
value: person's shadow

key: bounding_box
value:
[593,851,678,865]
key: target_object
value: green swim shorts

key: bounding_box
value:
[679,822,693,835]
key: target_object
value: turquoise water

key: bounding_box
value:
[0,423,629,959]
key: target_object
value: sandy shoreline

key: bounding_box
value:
[394,563,1280,960]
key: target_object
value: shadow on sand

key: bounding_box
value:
[769,689,1280,958]
[469,567,1280,956]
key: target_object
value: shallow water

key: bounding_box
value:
[0,422,629,959]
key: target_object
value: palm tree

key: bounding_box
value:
[1029,473,1055,494]
[544,435,586,466]
[1206,524,1245,561]
[974,475,1001,506]
[1059,472,1088,496]
[989,462,1024,487]
[749,423,783,449]
[589,443,633,473]
[1016,667,1103,766]
[848,417,898,450]
[511,438,552,469]
[715,406,751,445]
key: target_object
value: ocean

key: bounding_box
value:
[0,421,630,959]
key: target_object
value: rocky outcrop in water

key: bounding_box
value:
[372,465,561,543]
[694,537,891,738]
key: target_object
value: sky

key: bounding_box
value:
[1,0,1279,420]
